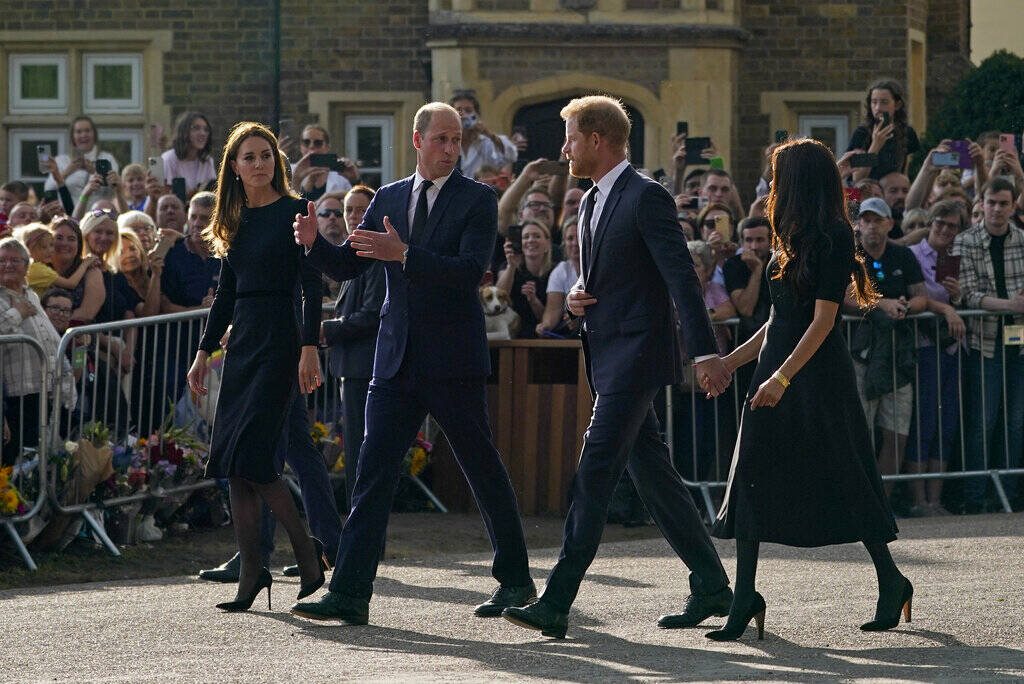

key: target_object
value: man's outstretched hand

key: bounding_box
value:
[695,356,732,397]
[349,216,407,262]
[293,201,318,248]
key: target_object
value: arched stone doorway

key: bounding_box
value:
[512,96,646,168]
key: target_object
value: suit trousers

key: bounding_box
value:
[340,377,371,512]
[329,366,531,599]
[541,386,729,613]
[258,391,343,565]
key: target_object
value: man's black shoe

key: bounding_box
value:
[290,590,369,624]
[658,575,733,628]
[502,600,568,639]
[197,553,240,583]
[474,581,537,617]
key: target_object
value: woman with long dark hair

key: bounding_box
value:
[848,78,920,182]
[186,122,326,612]
[161,111,217,198]
[708,139,911,641]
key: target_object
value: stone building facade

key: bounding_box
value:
[1,0,971,196]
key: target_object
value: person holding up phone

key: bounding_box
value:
[496,157,558,236]
[287,125,355,201]
[450,92,518,179]
[906,199,966,517]
[43,116,120,204]
[496,219,554,339]
[161,112,217,198]
[848,79,920,182]
[906,139,987,215]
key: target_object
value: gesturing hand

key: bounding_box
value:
[349,216,407,262]
[292,200,319,248]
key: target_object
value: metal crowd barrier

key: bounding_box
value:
[0,334,49,570]
[669,310,1024,518]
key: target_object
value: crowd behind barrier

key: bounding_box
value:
[3,80,1024,571]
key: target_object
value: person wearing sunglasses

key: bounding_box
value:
[849,196,927,501]
[289,125,357,200]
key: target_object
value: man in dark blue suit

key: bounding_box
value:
[290,103,534,624]
[503,96,734,638]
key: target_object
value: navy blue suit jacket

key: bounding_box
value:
[306,169,496,379]
[322,261,386,380]
[576,165,717,395]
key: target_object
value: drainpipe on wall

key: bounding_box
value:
[271,0,281,133]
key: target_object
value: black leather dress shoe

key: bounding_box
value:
[474,581,537,617]
[658,575,733,629]
[290,590,369,624]
[198,553,240,583]
[502,601,569,639]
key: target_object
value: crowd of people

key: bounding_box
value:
[0,79,1021,520]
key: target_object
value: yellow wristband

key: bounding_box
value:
[772,370,789,388]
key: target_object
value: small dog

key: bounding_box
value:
[480,285,521,340]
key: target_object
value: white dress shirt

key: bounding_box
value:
[407,168,455,230]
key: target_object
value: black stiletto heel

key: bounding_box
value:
[216,568,273,612]
[705,592,767,642]
[297,537,327,601]
[861,577,913,631]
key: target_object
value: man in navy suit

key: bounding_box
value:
[290,103,534,624]
[503,96,733,638]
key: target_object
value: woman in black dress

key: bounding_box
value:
[187,122,326,612]
[707,139,911,641]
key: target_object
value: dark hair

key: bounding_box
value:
[40,287,74,307]
[172,111,213,162]
[68,116,99,147]
[864,79,909,168]
[204,122,296,256]
[766,138,877,308]
[696,202,734,228]
[738,216,771,237]
[301,124,330,145]
[704,168,731,182]
[977,130,1000,145]
[982,175,1018,201]
[927,199,965,231]
[450,90,481,115]
[345,184,376,204]
[684,168,705,183]
[49,215,85,275]
[1,181,29,202]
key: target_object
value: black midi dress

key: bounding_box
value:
[712,223,898,547]
[199,196,321,484]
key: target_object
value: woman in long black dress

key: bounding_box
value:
[707,139,911,641]
[187,122,326,612]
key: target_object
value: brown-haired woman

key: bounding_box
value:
[708,139,910,641]
[186,121,327,612]
[848,78,920,182]
[161,111,217,198]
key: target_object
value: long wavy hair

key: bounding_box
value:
[863,78,909,167]
[766,139,877,308]
[203,122,295,256]
[172,111,213,162]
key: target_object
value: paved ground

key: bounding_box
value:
[2,513,1022,682]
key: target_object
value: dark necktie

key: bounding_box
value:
[580,189,596,274]
[411,179,432,245]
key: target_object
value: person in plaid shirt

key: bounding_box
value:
[954,176,1024,512]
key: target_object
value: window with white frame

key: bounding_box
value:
[83,53,143,114]
[9,54,69,114]
[345,115,394,189]
[798,115,850,155]
[8,129,68,184]
[97,128,144,168]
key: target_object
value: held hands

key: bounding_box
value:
[749,373,785,410]
[349,216,407,262]
[567,289,597,317]
[292,201,319,248]
[694,356,731,398]
[187,351,209,397]
[298,346,322,395]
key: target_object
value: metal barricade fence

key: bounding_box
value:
[0,334,49,570]
[668,310,1024,518]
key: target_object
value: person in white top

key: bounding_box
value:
[537,215,581,336]
[160,112,217,197]
[287,125,355,198]
[42,116,119,204]
[450,92,518,179]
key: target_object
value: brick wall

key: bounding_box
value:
[925,0,973,122]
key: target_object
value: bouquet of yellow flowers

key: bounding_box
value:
[0,466,28,516]
[402,433,433,478]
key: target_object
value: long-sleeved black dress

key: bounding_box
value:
[712,223,898,547]
[199,196,320,484]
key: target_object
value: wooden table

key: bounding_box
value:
[428,340,592,516]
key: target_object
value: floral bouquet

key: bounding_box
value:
[0,466,29,517]
[403,432,433,478]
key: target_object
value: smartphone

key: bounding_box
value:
[171,177,187,204]
[848,153,879,168]
[948,140,973,169]
[999,133,1020,155]
[94,158,112,184]
[677,121,688,137]
[151,231,177,260]
[534,160,568,175]
[685,137,712,164]
[277,118,295,142]
[932,152,960,167]
[309,153,341,170]
[934,255,961,283]
[880,111,891,127]
[506,224,523,255]
[774,130,788,144]
[680,196,698,210]
[713,214,732,242]
[709,157,725,170]
[36,144,51,173]
[147,156,165,185]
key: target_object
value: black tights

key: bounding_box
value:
[229,476,319,598]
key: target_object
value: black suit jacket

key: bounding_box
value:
[306,169,496,379]
[575,164,717,395]
[322,261,386,379]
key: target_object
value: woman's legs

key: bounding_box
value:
[228,477,263,600]
[863,541,909,625]
[725,539,760,624]
[251,478,320,586]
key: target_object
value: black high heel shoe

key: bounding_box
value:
[216,568,273,612]
[861,577,913,631]
[297,537,328,601]
[705,592,766,642]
